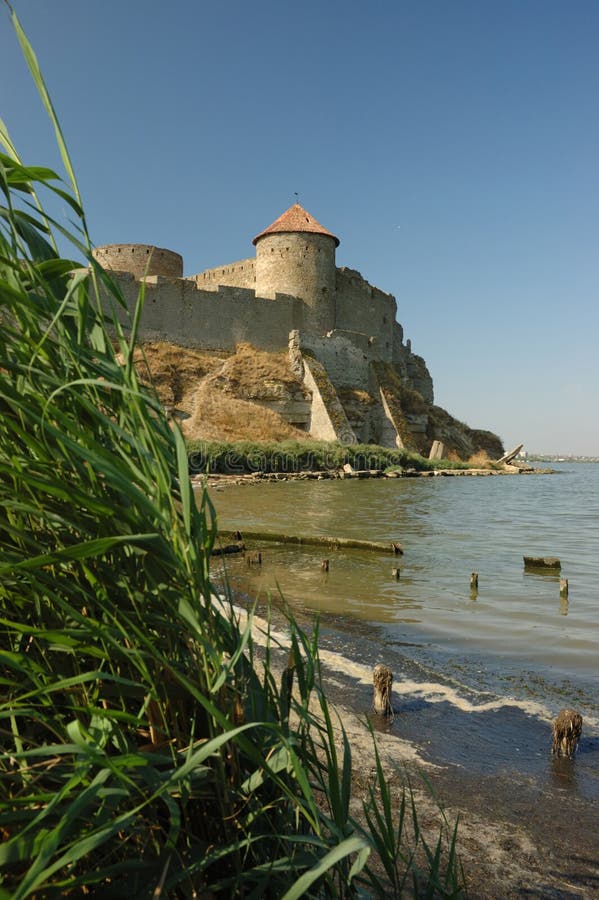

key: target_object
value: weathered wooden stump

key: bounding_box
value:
[321,559,329,572]
[551,708,583,758]
[523,556,561,571]
[559,578,569,599]
[391,567,401,581]
[372,664,394,718]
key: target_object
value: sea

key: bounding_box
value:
[209,462,599,798]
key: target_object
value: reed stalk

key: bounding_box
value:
[0,9,464,897]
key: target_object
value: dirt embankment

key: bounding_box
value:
[130,342,310,442]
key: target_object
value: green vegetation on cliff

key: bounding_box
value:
[186,438,476,475]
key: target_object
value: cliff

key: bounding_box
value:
[132,341,504,460]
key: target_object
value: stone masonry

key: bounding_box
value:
[92,203,500,454]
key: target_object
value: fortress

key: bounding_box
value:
[94,204,502,457]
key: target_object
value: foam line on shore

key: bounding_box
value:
[220,598,599,732]
[241,607,554,721]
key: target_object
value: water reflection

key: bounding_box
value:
[209,471,599,680]
[549,755,579,791]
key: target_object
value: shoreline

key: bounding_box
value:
[238,601,599,898]
[194,463,555,489]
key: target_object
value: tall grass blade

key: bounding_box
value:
[281,834,370,900]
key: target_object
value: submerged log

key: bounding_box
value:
[552,709,583,758]
[523,556,561,571]
[220,530,404,555]
[211,541,245,557]
[372,664,394,718]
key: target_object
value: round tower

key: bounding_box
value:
[253,204,338,335]
[92,244,183,279]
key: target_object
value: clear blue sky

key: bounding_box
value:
[2,1,598,455]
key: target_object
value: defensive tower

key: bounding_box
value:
[92,244,183,279]
[253,204,338,334]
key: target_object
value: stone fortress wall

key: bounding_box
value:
[93,203,449,449]
[93,244,183,279]
[190,257,255,290]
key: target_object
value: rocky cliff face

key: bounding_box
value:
[132,341,504,460]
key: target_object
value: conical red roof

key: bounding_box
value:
[253,203,339,247]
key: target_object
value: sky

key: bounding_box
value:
[1,0,598,455]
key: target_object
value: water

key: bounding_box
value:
[208,462,599,796]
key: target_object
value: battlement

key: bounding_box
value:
[190,257,255,290]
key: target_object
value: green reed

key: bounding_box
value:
[0,8,464,897]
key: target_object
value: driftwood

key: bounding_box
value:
[523,556,561,571]
[220,530,403,555]
[552,709,583,758]
[372,664,393,718]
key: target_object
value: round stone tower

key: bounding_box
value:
[253,204,339,335]
[92,244,183,279]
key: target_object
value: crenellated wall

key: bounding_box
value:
[105,273,303,352]
[189,257,255,290]
[334,267,397,362]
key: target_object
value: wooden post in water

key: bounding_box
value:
[372,664,394,718]
[551,708,582,758]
